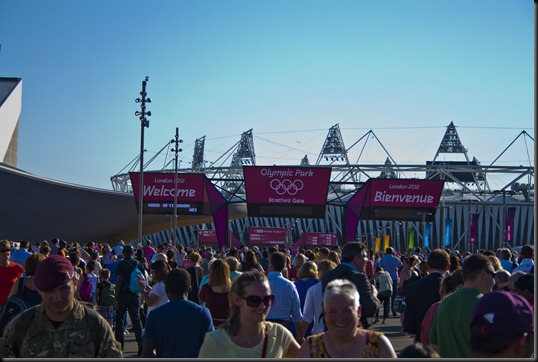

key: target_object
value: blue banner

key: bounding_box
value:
[424,223,431,248]
[444,219,452,247]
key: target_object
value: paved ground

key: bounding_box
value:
[369,314,417,354]
[121,313,415,358]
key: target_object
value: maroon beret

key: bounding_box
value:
[471,290,534,336]
[34,255,75,292]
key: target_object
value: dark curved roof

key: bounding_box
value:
[0,163,246,245]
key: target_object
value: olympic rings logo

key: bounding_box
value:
[270,179,304,195]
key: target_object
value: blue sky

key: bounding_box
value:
[0,0,533,190]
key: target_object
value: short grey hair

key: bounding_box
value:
[324,278,360,310]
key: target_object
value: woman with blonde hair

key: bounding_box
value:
[297,279,397,358]
[291,261,319,338]
[199,258,232,327]
[327,251,341,265]
[198,271,300,358]
[298,259,337,341]
[487,255,502,271]
[289,253,307,281]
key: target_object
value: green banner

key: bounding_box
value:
[408,228,416,250]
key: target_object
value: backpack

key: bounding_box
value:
[79,273,93,302]
[98,281,115,306]
[10,304,103,358]
[127,260,143,294]
[0,293,31,336]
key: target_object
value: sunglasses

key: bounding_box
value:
[0,249,11,253]
[485,269,496,277]
[327,282,356,291]
[242,294,275,308]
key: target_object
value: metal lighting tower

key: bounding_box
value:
[170,127,183,246]
[135,76,152,246]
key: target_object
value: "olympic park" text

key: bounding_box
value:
[260,168,315,178]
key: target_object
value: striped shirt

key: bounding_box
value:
[266,271,303,323]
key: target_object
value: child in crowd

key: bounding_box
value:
[86,260,99,304]
[96,268,116,326]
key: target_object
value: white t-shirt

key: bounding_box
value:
[146,280,169,316]
[302,282,324,334]
[89,273,98,293]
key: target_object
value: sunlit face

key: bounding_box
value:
[323,294,359,337]
[38,280,76,317]
[354,252,367,272]
[0,248,11,262]
[480,268,496,294]
[234,281,272,323]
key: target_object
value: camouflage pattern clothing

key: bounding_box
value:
[0,300,122,358]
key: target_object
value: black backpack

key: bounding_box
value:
[0,279,31,336]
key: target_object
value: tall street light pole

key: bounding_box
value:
[135,76,152,247]
[170,127,183,247]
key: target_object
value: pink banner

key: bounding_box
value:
[198,230,217,243]
[505,207,516,243]
[296,232,337,246]
[469,213,479,244]
[243,166,331,205]
[198,229,240,249]
[366,179,444,208]
[248,227,287,245]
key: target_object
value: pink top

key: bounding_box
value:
[420,300,441,346]
[365,260,375,278]
[142,245,156,264]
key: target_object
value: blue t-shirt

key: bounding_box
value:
[143,299,215,358]
[378,255,403,280]
[106,260,120,284]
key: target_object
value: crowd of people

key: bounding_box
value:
[0,236,534,358]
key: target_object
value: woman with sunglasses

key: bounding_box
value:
[198,270,300,358]
[297,278,397,358]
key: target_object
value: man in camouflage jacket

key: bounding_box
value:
[0,255,122,358]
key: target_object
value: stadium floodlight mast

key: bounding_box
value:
[170,127,183,247]
[135,76,151,247]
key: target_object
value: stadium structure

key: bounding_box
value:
[110,123,535,253]
[1,77,535,252]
